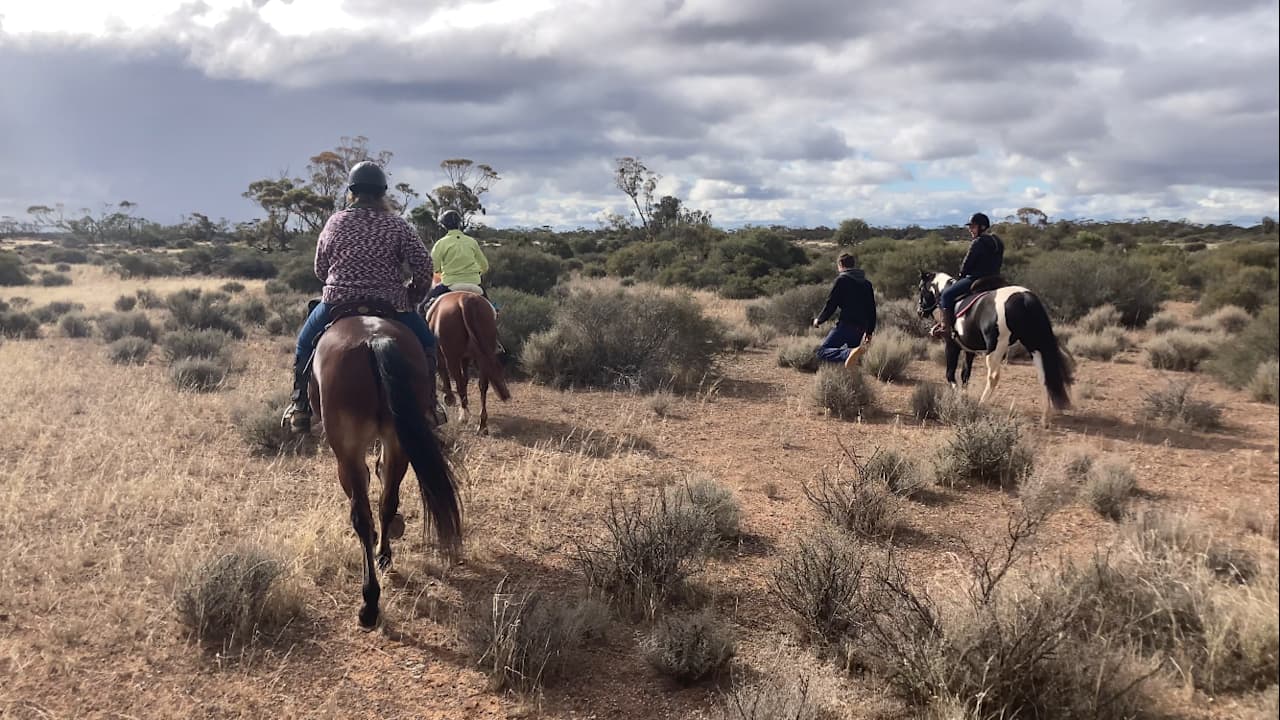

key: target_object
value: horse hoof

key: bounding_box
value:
[358,605,380,629]
[386,513,406,539]
[377,552,393,570]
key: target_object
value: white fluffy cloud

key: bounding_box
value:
[0,0,1275,228]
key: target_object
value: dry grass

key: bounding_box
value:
[934,415,1035,488]
[1140,381,1224,430]
[1250,359,1279,404]
[1078,303,1122,333]
[1068,328,1127,361]
[1085,458,1138,521]
[861,328,920,382]
[810,365,877,420]
[644,609,736,683]
[175,544,303,649]
[777,335,820,372]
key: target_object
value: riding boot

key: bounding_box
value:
[930,309,956,340]
[282,360,313,433]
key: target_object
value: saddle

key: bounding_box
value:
[328,299,398,323]
[954,276,1008,320]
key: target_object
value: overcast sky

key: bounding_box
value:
[1,0,1277,229]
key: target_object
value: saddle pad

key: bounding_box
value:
[955,291,992,319]
[447,282,485,295]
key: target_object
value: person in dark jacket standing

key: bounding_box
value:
[930,212,1005,339]
[812,252,876,369]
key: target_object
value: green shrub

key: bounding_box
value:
[97,311,159,342]
[265,315,288,336]
[221,255,279,280]
[231,297,269,325]
[466,587,607,694]
[910,382,945,421]
[280,263,322,294]
[175,546,301,648]
[879,297,930,338]
[114,295,138,312]
[108,337,152,364]
[862,328,918,382]
[1250,360,1279,404]
[486,245,563,295]
[665,476,741,541]
[113,253,181,279]
[220,281,246,294]
[162,329,234,362]
[1207,305,1278,387]
[1077,304,1122,333]
[135,288,163,309]
[575,493,716,618]
[1145,330,1217,371]
[770,530,869,644]
[935,415,1035,488]
[777,336,820,372]
[864,449,926,498]
[1016,250,1164,327]
[50,248,89,264]
[644,610,735,683]
[0,251,31,286]
[166,289,246,338]
[859,237,967,299]
[1199,265,1276,314]
[39,272,71,287]
[59,313,93,338]
[1140,381,1222,430]
[810,365,877,420]
[804,464,901,538]
[31,301,83,324]
[746,284,828,334]
[0,311,40,339]
[1203,304,1251,334]
[1086,460,1137,521]
[264,279,291,295]
[170,357,229,392]
[1068,329,1125,361]
[1148,309,1180,333]
[522,287,721,392]
[489,287,554,365]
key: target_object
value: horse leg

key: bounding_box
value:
[1032,351,1051,428]
[452,361,470,425]
[945,340,961,389]
[436,348,456,407]
[376,439,409,570]
[477,373,490,435]
[961,351,975,388]
[978,342,1009,405]
[337,453,380,628]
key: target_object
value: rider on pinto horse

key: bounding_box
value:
[282,161,442,433]
[930,212,1006,339]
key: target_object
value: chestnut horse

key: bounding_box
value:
[310,316,462,627]
[425,291,511,434]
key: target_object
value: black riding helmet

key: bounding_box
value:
[347,161,388,194]
[968,212,991,230]
[438,209,462,231]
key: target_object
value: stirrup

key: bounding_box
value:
[282,403,312,433]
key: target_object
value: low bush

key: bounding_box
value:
[576,493,716,618]
[810,365,877,421]
[1077,303,1122,333]
[1068,328,1126,361]
[1203,304,1252,334]
[935,415,1035,488]
[59,313,93,338]
[1086,459,1138,521]
[466,586,608,694]
[39,272,72,287]
[862,328,918,382]
[162,329,234,362]
[644,610,736,683]
[0,311,40,339]
[107,337,152,364]
[233,393,317,457]
[489,287,554,366]
[175,545,302,648]
[664,476,741,542]
[1140,381,1223,430]
[1250,360,1279,404]
[1144,330,1217,371]
[31,301,83,324]
[522,287,721,393]
[170,357,230,392]
[98,311,159,343]
[166,289,246,338]
[486,245,563,295]
[1207,305,1278,388]
[770,530,869,645]
[746,283,829,334]
[777,336,820,372]
[114,295,138,311]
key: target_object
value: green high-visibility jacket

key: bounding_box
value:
[431,229,489,286]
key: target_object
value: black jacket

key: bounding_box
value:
[959,232,1005,278]
[816,268,877,333]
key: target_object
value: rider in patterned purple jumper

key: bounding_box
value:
[282,161,439,432]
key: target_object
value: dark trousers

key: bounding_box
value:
[940,276,976,313]
[816,322,864,363]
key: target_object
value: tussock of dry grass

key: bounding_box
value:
[1145,329,1219,371]
[175,545,303,649]
[644,609,736,683]
[1085,458,1138,521]
[934,415,1035,488]
[466,584,609,694]
[777,335,820,372]
[810,365,876,420]
[1140,381,1223,430]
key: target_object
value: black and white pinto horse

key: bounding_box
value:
[917,271,1075,426]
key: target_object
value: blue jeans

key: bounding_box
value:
[294,302,438,370]
[815,322,865,363]
[939,276,975,314]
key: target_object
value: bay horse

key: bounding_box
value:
[425,290,511,434]
[310,315,462,627]
[917,271,1074,426]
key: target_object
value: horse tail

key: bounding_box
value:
[461,297,511,401]
[367,336,462,553]
[1010,292,1074,411]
